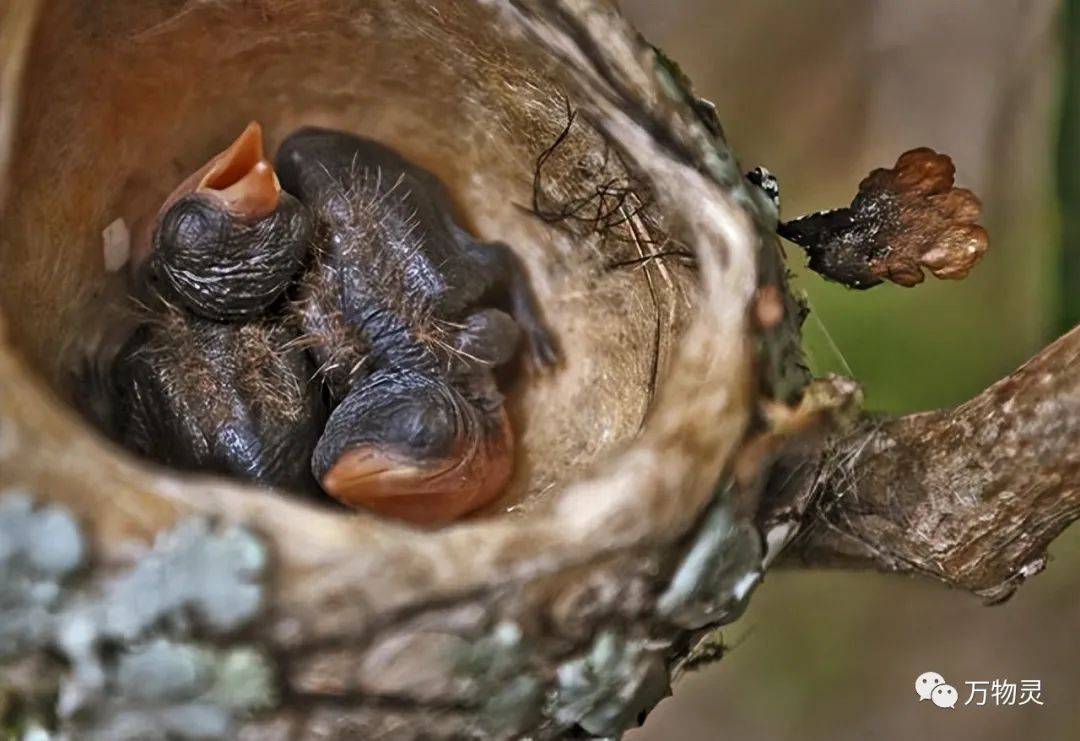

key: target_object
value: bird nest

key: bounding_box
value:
[0,1,790,737]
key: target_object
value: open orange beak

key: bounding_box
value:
[195,121,281,221]
[132,121,282,269]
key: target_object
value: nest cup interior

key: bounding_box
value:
[1,0,695,519]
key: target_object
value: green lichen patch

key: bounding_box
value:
[552,630,669,737]
[0,491,275,739]
[0,493,85,659]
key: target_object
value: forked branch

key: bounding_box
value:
[788,324,1080,603]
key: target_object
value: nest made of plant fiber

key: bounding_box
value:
[0,0,764,540]
[0,3,767,736]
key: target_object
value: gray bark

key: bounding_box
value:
[789,324,1080,604]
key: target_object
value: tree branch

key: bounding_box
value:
[788,324,1080,603]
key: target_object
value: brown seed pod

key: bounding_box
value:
[779,147,989,289]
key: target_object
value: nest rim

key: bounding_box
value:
[0,0,759,620]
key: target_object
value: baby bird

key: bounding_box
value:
[276,127,558,523]
[115,308,325,493]
[141,122,312,321]
[114,123,325,493]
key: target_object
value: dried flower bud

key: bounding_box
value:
[778,148,989,289]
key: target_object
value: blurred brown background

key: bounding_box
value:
[619,1,1080,739]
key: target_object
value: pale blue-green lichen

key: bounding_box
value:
[552,630,668,737]
[0,491,274,739]
[77,640,275,740]
[453,621,544,735]
[96,517,266,638]
[116,640,273,711]
[657,498,763,630]
[0,493,85,658]
[453,620,526,680]
[482,674,544,736]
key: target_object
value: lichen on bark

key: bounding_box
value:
[0,492,275,738]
